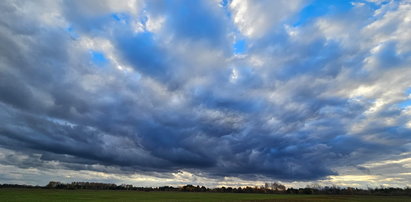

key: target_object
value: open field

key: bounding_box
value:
[0,189,410,202]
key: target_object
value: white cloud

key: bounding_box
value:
[230,0,304,38]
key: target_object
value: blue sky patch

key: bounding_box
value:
[111,12,131,24]
[65,26,79,40]
[90,50,109,67]
[293,0,354,27]
[398,88,411,108]
[233,39,246,54]
[398,100,411,108]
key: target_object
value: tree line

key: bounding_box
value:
[1,181,411,196]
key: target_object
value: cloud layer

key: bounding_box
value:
[1,0,411,186]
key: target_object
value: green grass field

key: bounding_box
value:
[0,189,410,202]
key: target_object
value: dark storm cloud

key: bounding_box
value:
[116,31,170,80]
[1,0,411,184]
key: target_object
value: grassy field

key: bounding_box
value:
[0,189,410,202]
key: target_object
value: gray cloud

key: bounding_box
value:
[1,0,411,185]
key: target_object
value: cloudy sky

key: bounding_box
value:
[1,0,411,188]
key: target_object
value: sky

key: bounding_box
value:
[1,0,411,189]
